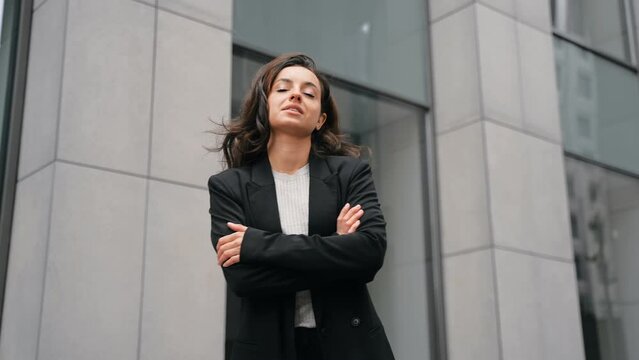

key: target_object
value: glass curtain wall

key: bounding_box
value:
[233,0,430,106]
[566,157,639,360]
[229,1,435,359]
[554,39,639,175]
[553,0,639,359]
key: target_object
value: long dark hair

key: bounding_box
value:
[213,52,361,168]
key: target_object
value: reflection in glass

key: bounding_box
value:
[566,157,639,360]
[551,0,632,63]
[554,38,639,175]
[228,50,433,360]
[233,0,429,106]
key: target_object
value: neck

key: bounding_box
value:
[267,133,311,174]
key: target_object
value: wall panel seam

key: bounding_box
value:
[136,3,159,359]
[156,5,231,34]
[430,1,474,24]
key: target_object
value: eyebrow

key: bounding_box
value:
[274,78,319,90]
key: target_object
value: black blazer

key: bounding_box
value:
[208,151,395,360]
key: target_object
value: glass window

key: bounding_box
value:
[566,157,639,360]
[0,0,12,199]
[0,0,31,329]
[551,0,633,63]
[554,38,639,175]
[233,0,430,106]
[227,47,434,360]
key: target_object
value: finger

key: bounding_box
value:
[227,222,248,232]
[217,239,238,256]
[216,233,234,251]
[223,254,240,267]
[219,245,241,265]
[347,220,360,233]
[216,232,240,251]
[219,246,240,265]
[344,204,362,220]
[218,245,238,265]
[337,203,350,221]
[346,209,365,225]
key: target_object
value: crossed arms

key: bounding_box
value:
[208,160,387,298]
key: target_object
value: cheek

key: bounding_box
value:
[266,96,280,120]
[306,105,322,122]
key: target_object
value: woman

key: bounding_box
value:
[208,53,395,360]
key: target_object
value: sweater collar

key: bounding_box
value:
[250,150,332,186]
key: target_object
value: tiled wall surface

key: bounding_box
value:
[1,1,231,359]
[430,1,585,359]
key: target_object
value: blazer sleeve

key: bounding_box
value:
[240,160,387,283]
[209,174,321,298]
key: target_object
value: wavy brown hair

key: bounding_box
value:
[213,52,362,169]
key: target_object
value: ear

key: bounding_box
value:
[316,113,327,130]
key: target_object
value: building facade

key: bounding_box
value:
[0,0,637,359]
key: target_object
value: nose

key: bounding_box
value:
[289,90,301,102]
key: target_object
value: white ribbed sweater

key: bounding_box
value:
[272,163,317,328]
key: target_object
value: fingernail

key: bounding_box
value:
[345,203,350,208]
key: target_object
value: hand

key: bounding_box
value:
[216,222,247,267]
[336,203,364,235]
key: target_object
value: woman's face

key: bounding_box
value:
[267,66,327,138]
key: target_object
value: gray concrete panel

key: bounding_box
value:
[19,0,66,179]
[0,165,54,360]
[477,4,523,127]
[485,122,573,259]
[38,163,146,360]
[139,180,225,360]
[429,0,472,21]
[514,0,552,33]
[444,249,500,360]
[495,249,585,360]
[150,10,230,187]
[437,122,492,255]
[158,0,231,30]
[57,0,154,175]
[432,5,481,133]
[478,0,514,16]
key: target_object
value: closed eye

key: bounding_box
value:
[304,93,315,98]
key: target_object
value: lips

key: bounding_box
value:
[282,104,304,114]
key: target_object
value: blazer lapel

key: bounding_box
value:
[246,154,282,232]
[246,151,338,236]
[308,151,339,236]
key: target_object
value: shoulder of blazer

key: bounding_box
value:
[207,164,251,200]
[323,155,369,181]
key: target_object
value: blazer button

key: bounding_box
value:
[350,317,361,327]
